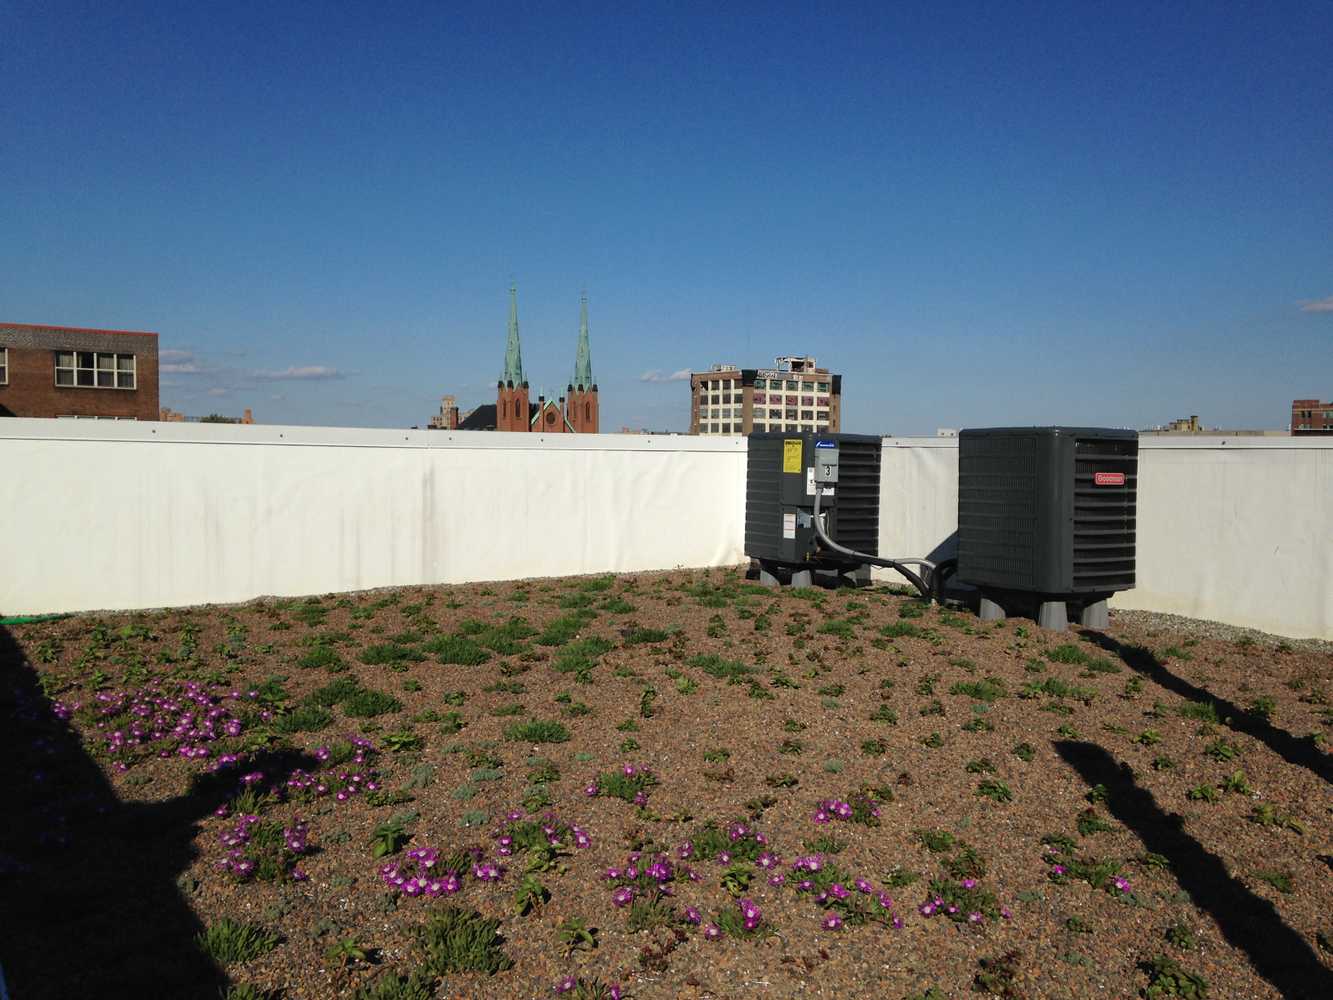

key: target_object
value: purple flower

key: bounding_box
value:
[968,912,983,923]
[821,912,843,930]
[554,976,577,994]
[584,782,600,797]
[877,892,894,909]
[682,907,702,925]
[677,841,695,860]
[703,923,721,941]
[768,873,786,887]
[612,887,634,908]
[854,878,874,893]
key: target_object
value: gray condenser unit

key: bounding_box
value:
[745,432,881,587]
[956,426,1138,629]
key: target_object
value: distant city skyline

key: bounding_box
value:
[2,3,1329,434]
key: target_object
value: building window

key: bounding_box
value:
[816,382,829,393]
[721,393,732,404]
[753,392,766,405]
[55,351,136,389]
[0,347,7,385]
[801,395,814,407]
[584,401,590,421]
[768,408,781,418]
[801,410,814,420]
[785,408,798,420]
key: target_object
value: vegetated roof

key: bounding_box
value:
[3,569,1328,999]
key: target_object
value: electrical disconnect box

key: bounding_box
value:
[744,432,879,586]
[956,426,1138,629]
[814,440,839,484]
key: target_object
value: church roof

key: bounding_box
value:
[459,402,538,431]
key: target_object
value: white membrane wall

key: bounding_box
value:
[0,420,749,615]
[2,422,1329,638]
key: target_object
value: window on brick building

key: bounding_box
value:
[0,347,7,385]
[55,351,136,389]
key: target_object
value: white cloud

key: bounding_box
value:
[161,361,204,374]
[1299,296,1333,313]
[207,387,229,397]
[251,365,345,381]
[639,369,693,383]
[160,348,194,361]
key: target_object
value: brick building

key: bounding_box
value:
[441,287,599,433]
[1291,398,1333,435]
[0,322,159,420]
[689,355,840,435]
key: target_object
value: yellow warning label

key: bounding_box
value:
[783,439,802,474]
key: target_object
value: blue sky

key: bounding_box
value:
[3,1,1329,433]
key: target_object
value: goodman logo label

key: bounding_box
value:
[1093,471,1126,486]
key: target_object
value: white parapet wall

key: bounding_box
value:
[2,421,1330,639]
[0,419,750,616]
[879,436,1333,640]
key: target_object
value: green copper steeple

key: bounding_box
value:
[571,292,594,390]
[502,284,526,386]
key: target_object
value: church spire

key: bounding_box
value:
[572,292,594,390]
[503,284,525,386]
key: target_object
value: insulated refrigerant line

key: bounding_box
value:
[810,480,935,600]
